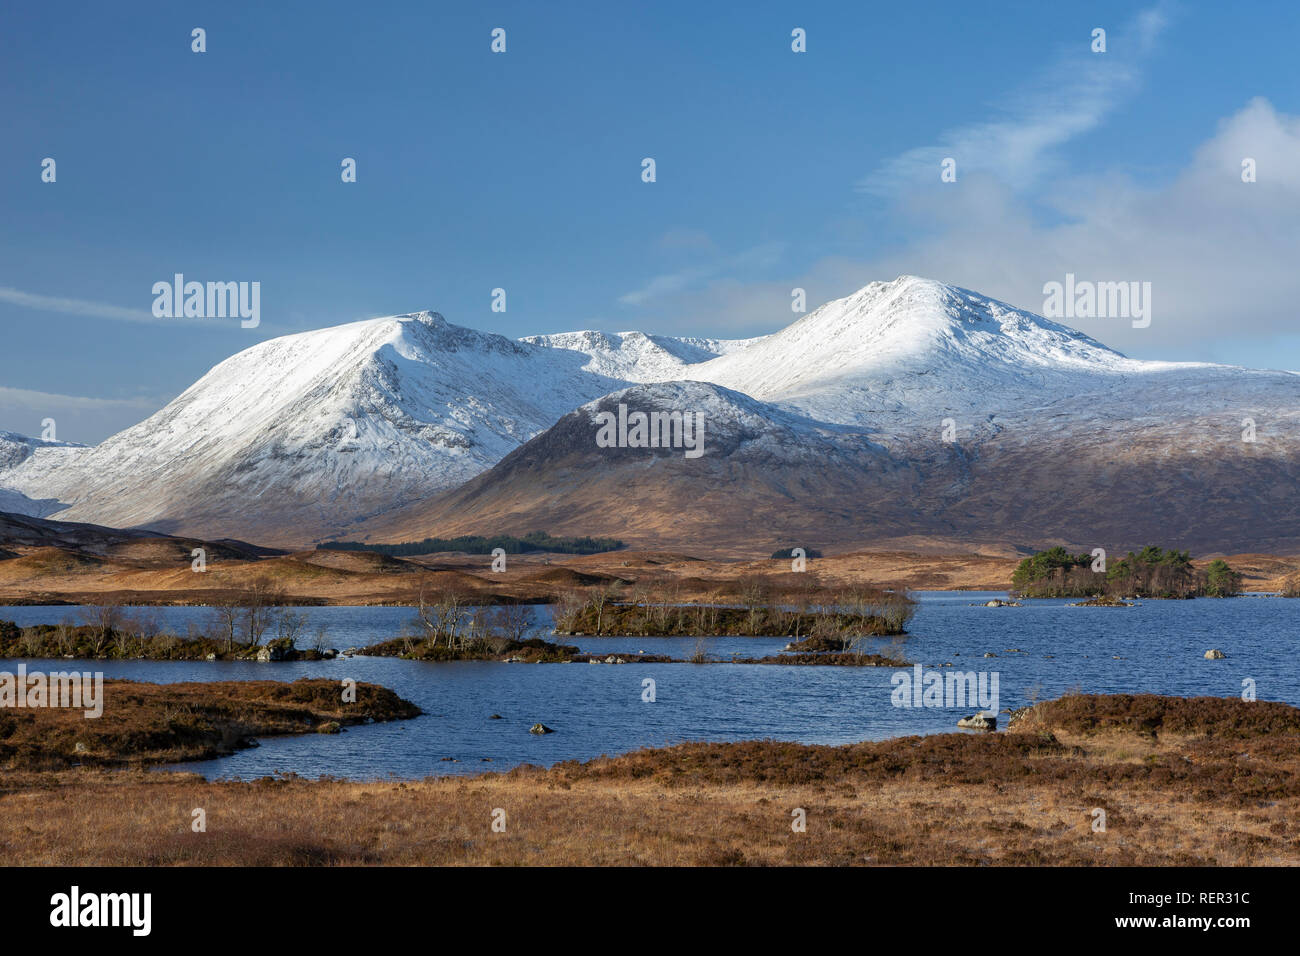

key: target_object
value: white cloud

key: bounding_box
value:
[628,90,1300,369]
[846,97,1300,359]
[858,4,1170,196]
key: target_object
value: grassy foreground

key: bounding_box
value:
[1,693,1297,865]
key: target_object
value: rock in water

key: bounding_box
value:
[529,723,554,734]
[957,713,997,731]
[1205,649,1228,659]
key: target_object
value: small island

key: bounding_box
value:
[0,678,420,770]
[1012,546,1242,600]
[552,584,915,638]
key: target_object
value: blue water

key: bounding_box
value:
[2,592,1294,780]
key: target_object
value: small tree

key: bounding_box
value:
[1204,559,1242,597]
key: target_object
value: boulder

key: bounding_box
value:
[316,721,342,734]
[957,713,997,731]
[529,723,554,735]
[263,637,297,661]
[1205,648,1228,660]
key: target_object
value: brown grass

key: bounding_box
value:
[0,693,1296,865]
[0,679,420,770]
[5,544,1298,606]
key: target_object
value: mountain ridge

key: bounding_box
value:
[2,276,1297,549]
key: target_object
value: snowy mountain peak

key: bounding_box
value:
[393,309,450,332]
[688,275,1138,424]
[789,274,1120,358]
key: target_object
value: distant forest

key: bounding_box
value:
[320,531,625,557]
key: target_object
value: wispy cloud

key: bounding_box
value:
[858,4,1171,196]
[0,385,159,412]
[0,286,157,323]
[618,241,786,308]
[0,284,284,335]
[0,386,163,445]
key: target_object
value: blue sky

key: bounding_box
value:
[3,0,1299,442]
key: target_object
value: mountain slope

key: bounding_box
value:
[4,276,1298,552]
[0,313,637,542]
[357,381,928,548]
[359,381,1300,555]
[353,278,1300,553]
[0,430,86,518]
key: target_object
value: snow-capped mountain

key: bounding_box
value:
[3,276,1298,549]
[691,276,1298,443]
[0,429,84,471]
[0,430,84,518]
[0,312,637,540]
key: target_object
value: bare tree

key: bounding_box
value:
[415,579,471,649]
[275,608,310,647]
[206,598,240,653]
[491,603,533,643]
[80,600,124,656]
[587,581,622,635]
[311,624,330,654]
[238,578,283,647]
[20,627,44,656]
[55,616,77,656]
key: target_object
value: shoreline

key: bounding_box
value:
[0,678,420,771]
[2,692,1296,865]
